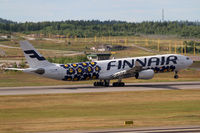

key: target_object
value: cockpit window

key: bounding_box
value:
[186,57,190,60]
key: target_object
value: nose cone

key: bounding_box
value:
[189,58,193,66]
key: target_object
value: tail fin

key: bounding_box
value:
[20,40,54,68]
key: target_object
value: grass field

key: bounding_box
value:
[0,36,199,59]
[0,90,200,133]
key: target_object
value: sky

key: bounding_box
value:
[0,0,200,22]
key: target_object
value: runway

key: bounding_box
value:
[0,81,200,95]
[38,126,200,133]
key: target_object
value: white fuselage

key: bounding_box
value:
[26,54,193,81]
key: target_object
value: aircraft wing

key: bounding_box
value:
[111,60,143,79]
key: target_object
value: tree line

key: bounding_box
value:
[0,18,200,38]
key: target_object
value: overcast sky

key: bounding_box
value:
[0,0,199,22]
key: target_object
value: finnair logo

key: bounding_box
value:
[24,50,45,61]
[106,55,178,70]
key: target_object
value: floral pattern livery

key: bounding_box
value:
[61,62,101,81]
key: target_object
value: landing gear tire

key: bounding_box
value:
[103,80,110,87]
[104,83,109,87]
[174,75,179,79]
[94,82,97,86]
[112,82,125,87]
[94,82,103,86]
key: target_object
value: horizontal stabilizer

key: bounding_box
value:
[4,68,25,71]
[5,67,45,75]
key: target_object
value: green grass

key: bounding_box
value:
[114,47,154,58]
[1,36,200,59]
[190,61,200,68]
[0,90,200,132]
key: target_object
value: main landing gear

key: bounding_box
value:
[94,80,110,87]
[112,79,125,87]
[93,79,125,87]
[174,71,179,79]
[112,82,125,87]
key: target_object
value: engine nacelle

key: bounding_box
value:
[135,69,154,79]
[24,68,45,74]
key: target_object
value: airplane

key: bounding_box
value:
[6,40,193,87]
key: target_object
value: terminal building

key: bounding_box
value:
[86,53,112,61]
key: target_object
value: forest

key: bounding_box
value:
[0,18,200,38]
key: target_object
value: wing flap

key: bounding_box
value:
[111,60,143,79]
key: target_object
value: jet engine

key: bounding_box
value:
[33,68,45,74]
[135,69,154,79]
[24,68,45,75]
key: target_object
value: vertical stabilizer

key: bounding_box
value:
[20,40,54,68]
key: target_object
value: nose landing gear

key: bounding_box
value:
[174,71,179,79]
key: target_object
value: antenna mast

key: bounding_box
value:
[162,8,164,22]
